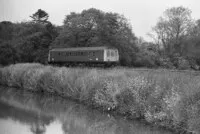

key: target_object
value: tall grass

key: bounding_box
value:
[0,63,200,133]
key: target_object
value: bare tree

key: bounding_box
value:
[151,6,194,55]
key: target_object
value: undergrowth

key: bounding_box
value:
[0,63,200,133]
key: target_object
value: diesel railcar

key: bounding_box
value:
[48,46,119,66]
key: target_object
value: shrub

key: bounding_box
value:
[92,75,121,110]
[158,57,175,69]
[36,66,57,93]
[22,65,45,91]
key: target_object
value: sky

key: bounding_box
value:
[0,0,200,41]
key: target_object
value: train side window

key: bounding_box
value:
[58,52,61,56]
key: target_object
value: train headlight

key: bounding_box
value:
[96,58,98,61]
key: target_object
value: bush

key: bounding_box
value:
[158,57,175,69]
[92,75,123,110]
[135,51,158,68]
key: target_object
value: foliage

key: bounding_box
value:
[151,6,194,55]
[53,8,138,66]
[0,21,13,41]
[30,9,49,24]
[1,7,200,69]
[135,43,160,67]
[0,10,59,64]
[0,41,18,65]
[148,6,200,70]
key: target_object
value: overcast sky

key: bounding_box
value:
[0,0,200,41]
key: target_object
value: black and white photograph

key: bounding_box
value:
[0,0,200,134]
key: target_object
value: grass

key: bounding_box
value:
[0,63,200,133]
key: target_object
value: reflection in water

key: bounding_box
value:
[30,114,46,134]
[0,87,173,134]
[0,101,53,134]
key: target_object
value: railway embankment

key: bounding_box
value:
[0,63,200,133]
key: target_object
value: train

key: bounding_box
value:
[48,46,119,67]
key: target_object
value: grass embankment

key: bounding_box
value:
[0,63,200,133]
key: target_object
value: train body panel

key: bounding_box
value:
[48,46,119,66]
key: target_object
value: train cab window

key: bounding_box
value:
[111,51,114,57]
[107,50,110,57]
[115,50,118,56]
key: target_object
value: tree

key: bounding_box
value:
[151,6,194,56]
[53,8,138,65]
[15,22,57,63]
[0,21,13,41]
[183,19,200,69]
[30,9,49,24]
[0,41,18,65]
[0,10,59,65]
[190,19,200,37]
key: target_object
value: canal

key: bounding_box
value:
[0,87,174,134]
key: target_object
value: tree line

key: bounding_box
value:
[0,7,200,69]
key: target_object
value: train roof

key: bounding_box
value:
[50,46,117,51]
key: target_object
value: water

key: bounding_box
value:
[0,87,174,134]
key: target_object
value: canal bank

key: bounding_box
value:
[0,87,175,134]
[0,63,200,133]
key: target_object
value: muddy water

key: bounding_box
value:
[0,87,174,134]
